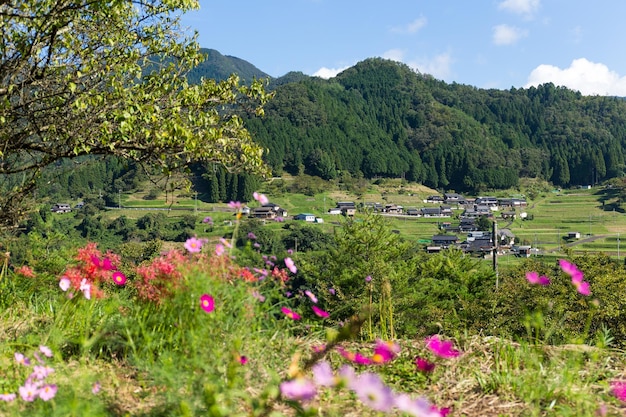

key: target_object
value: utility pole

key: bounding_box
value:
[118,190,121,209]
[492,220,498,289]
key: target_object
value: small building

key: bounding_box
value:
[501,211,517,220]
[328,208,342,215]
[512,245,532,257]
[336,202,356,217]
[51,203,71,213]
[406,208,420,216]
[384,204,403,214]
[426,195,444,203]
[431,234,460,249]
[251,207,276,219]
[567,231,581,239]
[294,213,316,222]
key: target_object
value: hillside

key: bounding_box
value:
[185,48,270,84]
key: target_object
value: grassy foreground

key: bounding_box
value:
[1,234,626,417]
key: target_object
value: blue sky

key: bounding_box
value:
[180,0,626,96]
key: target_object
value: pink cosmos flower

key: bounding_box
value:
[227,201,243,210]
[38,384,57,401]
[18,382,38,402]
[202,216,213,224]
[184,237,204,253]
[59,277,71,292]
[39,345,53,358]
[112,271,127,286]
[92,382,101,395]
[253,191,269,205]
[304,290,318,303]
[31,365,54,380]
[525,271,551,286]
[79,278,91,299]
[415,357,436,373]
[284,257,297,274]
[352,372,394,412]
[312,361,336,387]
[219,237,232,248]
[200,294,215,313]
[394,394,439,417]
[312,305,329,318]
[610,380,626,402]
[365,275,372,282]
[338,365,358,389]
[0,393,16,402]
[215,243,225,256]
[281,307,301,320]
[247,232,257,240]
[329,288,336,295]
[280,377,317,402]
[14,352,30,366]
[425,335,461,359]
[252,290,266,302]
[574,280,591,296]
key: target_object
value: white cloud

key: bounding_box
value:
[492,24,528,45]
[391,16,427,34]
[312,66,350,79]
[382,49,405,62]
[382,49,453,80]
[525,58,626,96]
[498,0,541,16]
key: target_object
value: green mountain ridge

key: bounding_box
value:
[194,51,626,192]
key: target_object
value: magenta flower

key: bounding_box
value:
[372,340,400,364]
[280,377,317,402]
[329,288,336,295]
[525,271,551,286]
[202,216,213,225]
[39,345,53,358]
[253,191,269,205]
[238,355,248,365]
[352,372,395,412]
[304,290,318,303]
[559,259,591,295]
[281,307,301,320]
[284,257,297,274]
[610,380,626,402]
[59,277,71,292]
[38,384,57,401]
[247,232,257,240]
[312,305,329,318]
[0,393,16,402]
[184,237,204,253]
[215,243,225,256]
[112,271,127,286]
[365,275,372,282]
[425,335,461,359]
[18,382,38,402]
[415,357,436,373]
[559,259,584,281]
[200,294,215,313]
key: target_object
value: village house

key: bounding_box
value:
[425,195,444,203]
[251,203,287,219]
[294,213,316,222]
[51,203,71,213]
[336,201,356,217]
[383,204,403,214]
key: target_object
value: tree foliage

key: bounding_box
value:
[0,0,272,227]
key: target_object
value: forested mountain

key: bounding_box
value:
[229,58,626,192]
[185,48,270,84]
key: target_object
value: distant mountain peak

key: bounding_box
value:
[185,48,270,85]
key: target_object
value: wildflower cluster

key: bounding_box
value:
[58,242,126,299]
[0,346,57,403]
[135,249,186,303]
